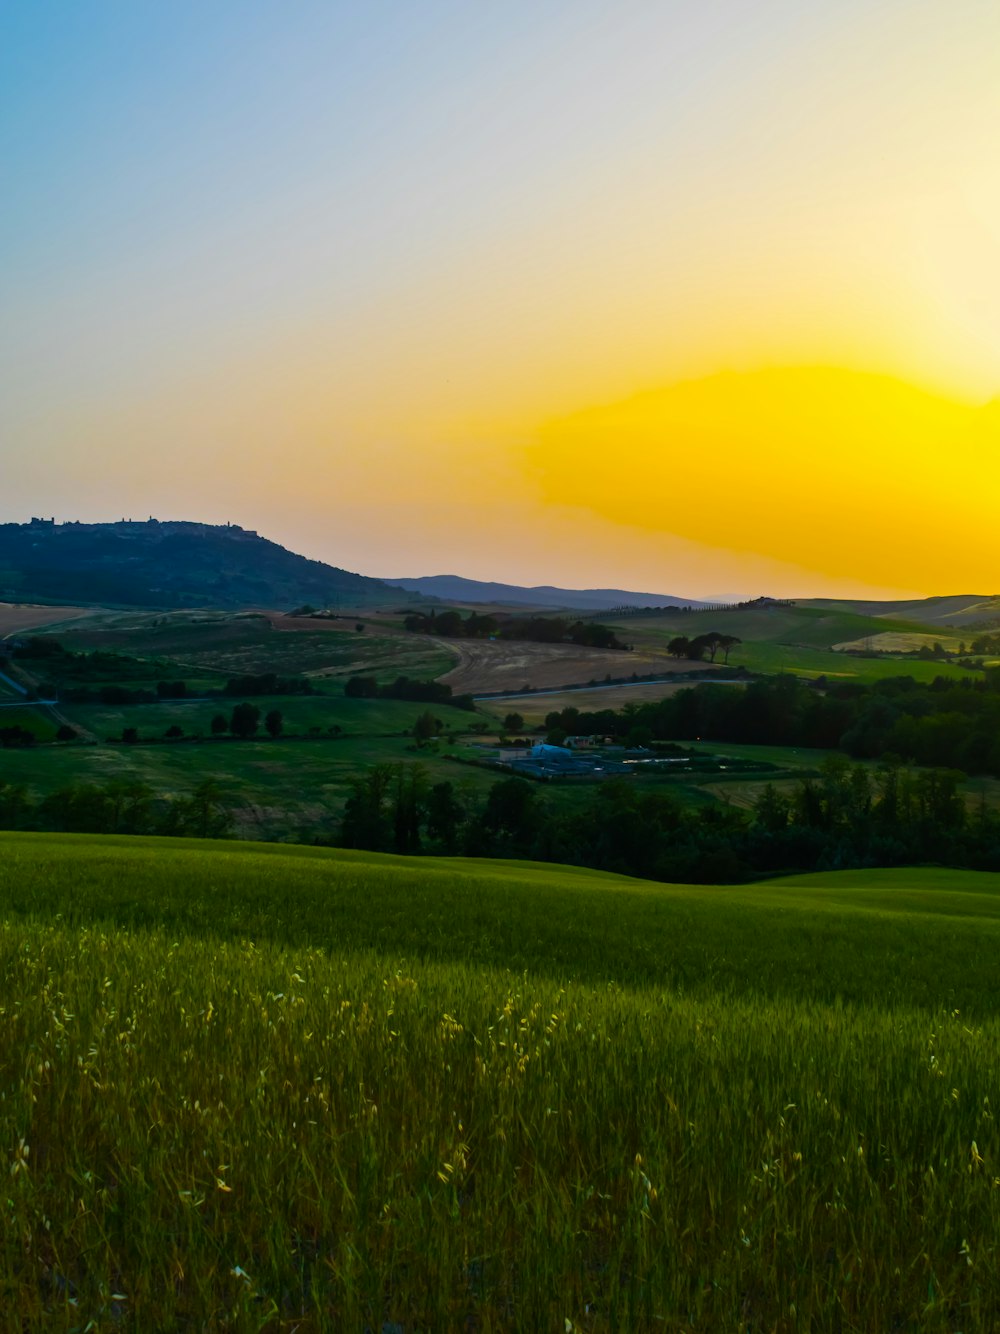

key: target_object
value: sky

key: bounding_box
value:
[2,0,999,600]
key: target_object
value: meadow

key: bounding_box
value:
[2,833,1000,1329]
[39,610,457,686]
[606,605,990,683]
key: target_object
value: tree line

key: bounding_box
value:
[337,758,1000,881]
[6,750,996,882]
[344,675,475,710]
[403,610,628,650]
[541,671,1000,776]
[666,633,741,663]
[0,777,232,839]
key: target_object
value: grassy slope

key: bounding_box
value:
[0,703,497,838]
[3,835,1000,1328]
[0,704,57,740]
[804,593,1000,626]
[3,833,999,1011]
[34,612,457,684]
[608,603,982,681]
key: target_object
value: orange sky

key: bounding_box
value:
[4,3,1000,598]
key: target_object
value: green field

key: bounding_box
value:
[608,604,985,682]
[0,703,57,742]
[40,610,457,684]
[2,834,1000,1329]
[0,701,496,838]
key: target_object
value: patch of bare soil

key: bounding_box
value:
[0,604,94,637]
[437,640,717,695]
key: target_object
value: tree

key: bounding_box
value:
[753,784,790,834]
[427,780,463,852]
[164,724,184,738]
[340,765,394,850]
[392,764,427,853]
[55,724,77,742]
[264,709,283,739]
[503,712,525,733]
[667,636,691,659]
[413,711,440,745]
[345,676,378,698]
[165,779,232,838]
[718,635,742,665]
[229,702,260,739]
[210,713,229,736]
[483,777,538,846]
[121,726,139,744]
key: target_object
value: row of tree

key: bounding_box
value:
[337,758,1000,881]
[344,675,475,710]
[666,633,741,663]
[0,777,232,838]
[5,751,995,883]
[540,671,1000,776]
[403,610,628,650]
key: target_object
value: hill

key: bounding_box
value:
[0,518,409,610]
[804,592,1000,628]
[389,573,706,610]
[3,833,1000,1328]
[4,833,998,1007]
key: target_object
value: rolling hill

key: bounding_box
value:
[0,518,410,610]
[3,833,1000,1327]
[388,573,706,609]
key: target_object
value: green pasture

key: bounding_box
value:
[609,604,983,682]
[2,838,1000,1328]
[0,704,57,742]
[0,714,496,839]
[803,593,1000,627]
[58,693,459,742]
[479,676,729,724]
[44,610,457,683]
[3,835,999,1007]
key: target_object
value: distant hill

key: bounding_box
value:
[0,518,408,610]
[389,574,706,610]
[803,595,1000,628]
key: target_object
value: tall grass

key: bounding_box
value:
[2,836,1000,1328]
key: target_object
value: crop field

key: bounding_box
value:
[437,639,710,695]
[833,630,966,653]
[485,677,742,723]
[0,603,92,637]
[1,835,1000,1330]
[38,610,457,685]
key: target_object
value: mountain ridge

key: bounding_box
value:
[0,518,408,610]
[389,574,708,610]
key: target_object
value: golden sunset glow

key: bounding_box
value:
[532,369,1000,592]
[4,3,1000,595]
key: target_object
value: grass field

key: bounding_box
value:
[0,696,501,839]
[2,835,1000,1329]
[485,677,742,723]
[804,594,1000,628]
[41,609,458,685]
[607,604,986,682]
[0,704,57,741]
